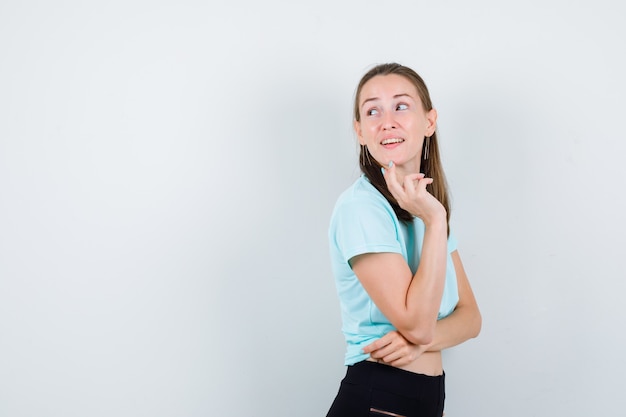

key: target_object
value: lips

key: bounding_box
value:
[381,137,404,145]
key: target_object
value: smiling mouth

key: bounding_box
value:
[381,138,404,145]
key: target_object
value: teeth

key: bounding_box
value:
[382,138,404,145]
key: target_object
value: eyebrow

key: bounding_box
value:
[360,93,414,108]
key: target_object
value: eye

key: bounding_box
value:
[396,103,409,111]
[366,108,379,116]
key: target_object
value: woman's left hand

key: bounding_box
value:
[362,330,428,367]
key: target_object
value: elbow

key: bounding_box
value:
[402,324,436,346]
[398,310,440,345]
[458,302,482,340]
[470,309,482,339]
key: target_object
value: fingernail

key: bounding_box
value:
[388,161,394,168]
[381,167,385,175]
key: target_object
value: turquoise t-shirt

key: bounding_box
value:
[328,175,459,365]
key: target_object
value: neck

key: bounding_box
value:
[394,159,422,182]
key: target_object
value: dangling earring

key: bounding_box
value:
[423,136,431,160]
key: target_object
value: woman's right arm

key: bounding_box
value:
[350,166,449,346]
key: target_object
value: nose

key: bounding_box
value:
[382,111,397,130]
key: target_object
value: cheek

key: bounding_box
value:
[357,124,375,141]
[366,122,380,135]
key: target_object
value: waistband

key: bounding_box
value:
[343,360,445,400]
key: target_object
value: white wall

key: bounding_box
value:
[1,1,624,416]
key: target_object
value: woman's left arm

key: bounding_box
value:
[363,250,481,362]
[427,249,481,351]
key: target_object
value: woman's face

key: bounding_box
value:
[355,74,437,174]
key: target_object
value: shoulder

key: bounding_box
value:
[329,176,399,238]
[333,176,390,213]
[329,176,397,232]
[329,176,404,260]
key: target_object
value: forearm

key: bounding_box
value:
[427,303,482,352]
[402,220,448,343]
[373,166,450,345]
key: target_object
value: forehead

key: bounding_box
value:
[360,74,419,103]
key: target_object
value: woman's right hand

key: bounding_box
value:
[382,161,446,225]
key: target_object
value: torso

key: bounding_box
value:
[368,351,443,376]
[331,177,458,371]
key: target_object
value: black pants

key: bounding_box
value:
[326,361,445,417]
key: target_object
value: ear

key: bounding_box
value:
[426,108,438,136]
[354,120,365,145]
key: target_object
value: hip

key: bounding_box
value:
[367,350,443,376]
[327,360,445,417]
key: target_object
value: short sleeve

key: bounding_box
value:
[447,229,458,253]
[330,196,403,264]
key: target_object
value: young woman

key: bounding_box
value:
[326,63,481,417]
